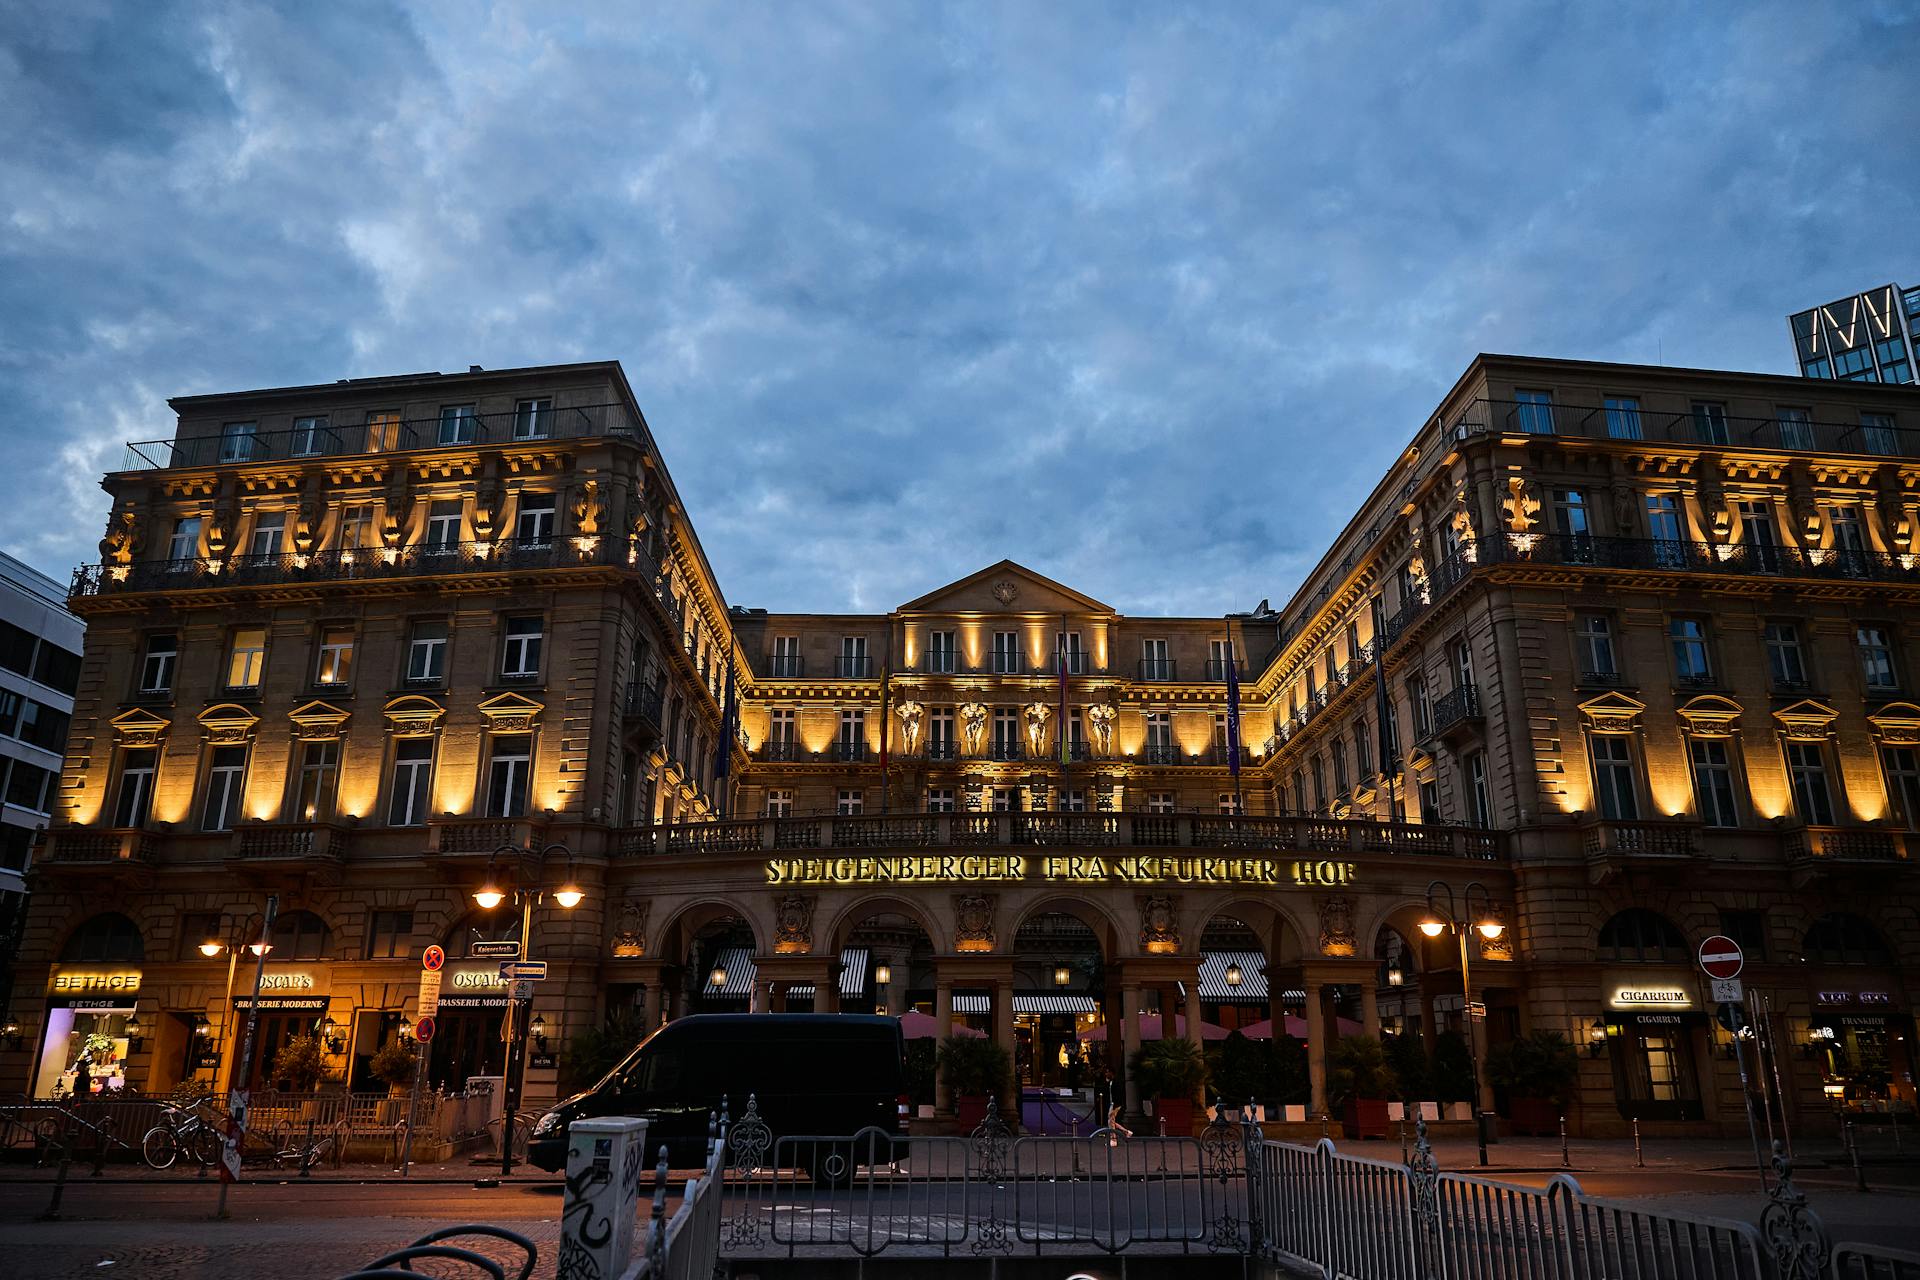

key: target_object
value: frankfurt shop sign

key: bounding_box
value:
[764,853,1357,888]
[1609,987,1692,1009]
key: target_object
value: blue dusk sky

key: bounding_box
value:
[2,2,1916,615]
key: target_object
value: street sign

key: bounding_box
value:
[510,980,535,1001]
[499,960,548,980]
[1716,1003,1748,1033]
[1465,1000,1487,1020]
[413,1015,436,1044]
[470,940,522,959]
[1711,977,1745,1004]
[1698,935,1744,980]
[418,967,442,1019]
[422,944,445,972]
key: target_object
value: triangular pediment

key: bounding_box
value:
[109,707,170,746]
[1578,691,1645,731]
[1775,699,1837,741]
[288,700,351,740]
[897,560,1114,616]
[477,691,545,731]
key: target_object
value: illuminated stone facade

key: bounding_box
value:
[6,355,1918,1138]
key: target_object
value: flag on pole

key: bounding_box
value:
[1058,615,1070,767]
[1223,627,1242,777]
[714,655,737,784]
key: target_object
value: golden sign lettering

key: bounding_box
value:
[763,854,1355,888]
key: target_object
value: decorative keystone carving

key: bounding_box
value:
[954,893,997,952]
[773,894,814,954]
[1317,894,1357,957]
[1138,894,1179,954]
[611,898,649,958]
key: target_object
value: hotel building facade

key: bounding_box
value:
[4,354,1917,1137]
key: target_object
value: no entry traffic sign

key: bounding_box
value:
[1698,935,1744,980]
[413,1015,436,1044]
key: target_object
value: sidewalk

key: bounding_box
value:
[1300,1132,1920,1175]
[0,1157,565,1185]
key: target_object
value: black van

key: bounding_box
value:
[527,1014,907,1177]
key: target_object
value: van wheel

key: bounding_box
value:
[805,1142,854,1189]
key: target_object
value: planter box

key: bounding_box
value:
[1508,1097,1561,1136]
[1446,1102,1473,1121]
[955,1095,991,1131]
[1154,1097,1195,1136]
[1343,1097,1391,1139]
[1283,1104,1307,1123]
[1420,1102,1441,1121]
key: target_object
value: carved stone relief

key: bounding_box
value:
[1317,894,1357,957]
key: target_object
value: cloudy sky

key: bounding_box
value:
[2,2,1916,615]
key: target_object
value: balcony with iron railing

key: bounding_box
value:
[619,808,1505,861]
[1203,660,1248,681]
[1427,683,1481,738]
[624,677,664,730]
[1476,398,1918,457]
[765,655,806,678]
[117,402,643,472]
[1138,658,1177,681]
[72,534,636,599]
[833,655,874,678]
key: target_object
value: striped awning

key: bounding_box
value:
[704,947,869,1000]
[952,995,990,1014]
[1013,995,1099,1013]
[1198,951,1268,1001]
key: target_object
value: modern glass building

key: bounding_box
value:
[1789,282,1920,384]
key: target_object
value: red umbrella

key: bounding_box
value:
[1076,1012,1229,1042]
[899,1010,984,1040]
[1231,1014,1361,1040]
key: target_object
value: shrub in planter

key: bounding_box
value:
[1385,1032,1432,1106]
[1209,1030,1268,1109]
[905,1039,937,1110]
[369,1040,419,1093]
[1485,1030,1579,1135]
[1431,1030,1478,1104]
[559,1010,647,1094]
[1270,1034,1311,1108]
[270,1034,330,1092]
[1327,1035,1398,1139]
[937,1036,1012,1128]
[1130,1038,1208,1135]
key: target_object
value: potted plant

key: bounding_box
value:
[270,1034,329,1092]
[1270,1034,1311,1120]
[1327,1034,1398,1139]
[557,1010,646,1095]
[1385,1032,1433,1121]
[1209,1030,1268,1115]
[937,1035,1011,1129]
[1486,1030,1579,1136]
[369,1040,418,1096]
[1130,1038,1208,1135]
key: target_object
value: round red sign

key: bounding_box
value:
[413,1015,436,1044]
[422,944,445,972]
[1698,935,1743,980]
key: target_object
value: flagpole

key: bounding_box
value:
[879,622,894,814]
[1058,614,1069,772]
[1369,596,1403,824]
[1224,619,1244,816]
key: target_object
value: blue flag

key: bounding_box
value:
[1224,629,1242,776]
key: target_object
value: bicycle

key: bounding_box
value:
[141,1100,223,1170]
[484,1109,539,1164]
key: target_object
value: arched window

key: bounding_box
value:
[1597,909,1687,963]
[1803,913,1892,967]
[61,912,144,964]
[268,910,331,961]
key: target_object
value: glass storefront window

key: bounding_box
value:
[34,1005,136,1097]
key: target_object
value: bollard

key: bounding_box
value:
[1560,1115,1570,1169]
[1321,1112,1330,1141]
[1400,1118,1409,1163]
[1633,1117,1644,1168]
[1848,1121,1869,1193]
[1069,1114,1082,1177]
[40,1125,75,1221]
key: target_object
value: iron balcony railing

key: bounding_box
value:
[1140,743,1184,765]
[72,535,631,598]
[1477,397,1917,456]
[624,678,664,726]
[1428,683,1481,735]
[623,808,1505,860]
[118,402,643,472]
[920,652,958,674]
[923,741,959,762]
[1203,659,1247,681]
[833,740,869,762]
[1138,658,1177,681]
[833,655,874,678]
[758,740,801,762]
[765,655,805,678]
[1514,531,1920,584]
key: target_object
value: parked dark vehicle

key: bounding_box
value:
[527,1014,907,1181]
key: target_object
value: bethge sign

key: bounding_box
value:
[764,853,1357,888]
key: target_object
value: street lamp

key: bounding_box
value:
[1422,878,1501,1167]
[197,908,278,1093]
[475,841,585,1176]
[1225,962,1244,988]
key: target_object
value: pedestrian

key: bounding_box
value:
[72,1053,92,1099]
[1106,1104,1132,1146]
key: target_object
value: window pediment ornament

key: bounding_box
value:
[382,695,446,737]
[109,707,170,747]
[1868,702,1920,746]
[288,700,350,741]
[1578,691,1645,734]
[1774,699,1838,742]
[477,691,544,734]
[197,702,260,745]
[1675,694,1743,739]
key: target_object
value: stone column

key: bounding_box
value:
[934,976,954,1116]
[1181,979,1204,1059]
[991,979,1016,1119]
[642,983,663,1034]
[1361,982,1381,1039]
[752,977,770,1014]
[1118,984,1141,1122]
[1305,984,1329,1121]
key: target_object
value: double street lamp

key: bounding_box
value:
[474,842,585,1176]
[1420,879,1503,1167]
